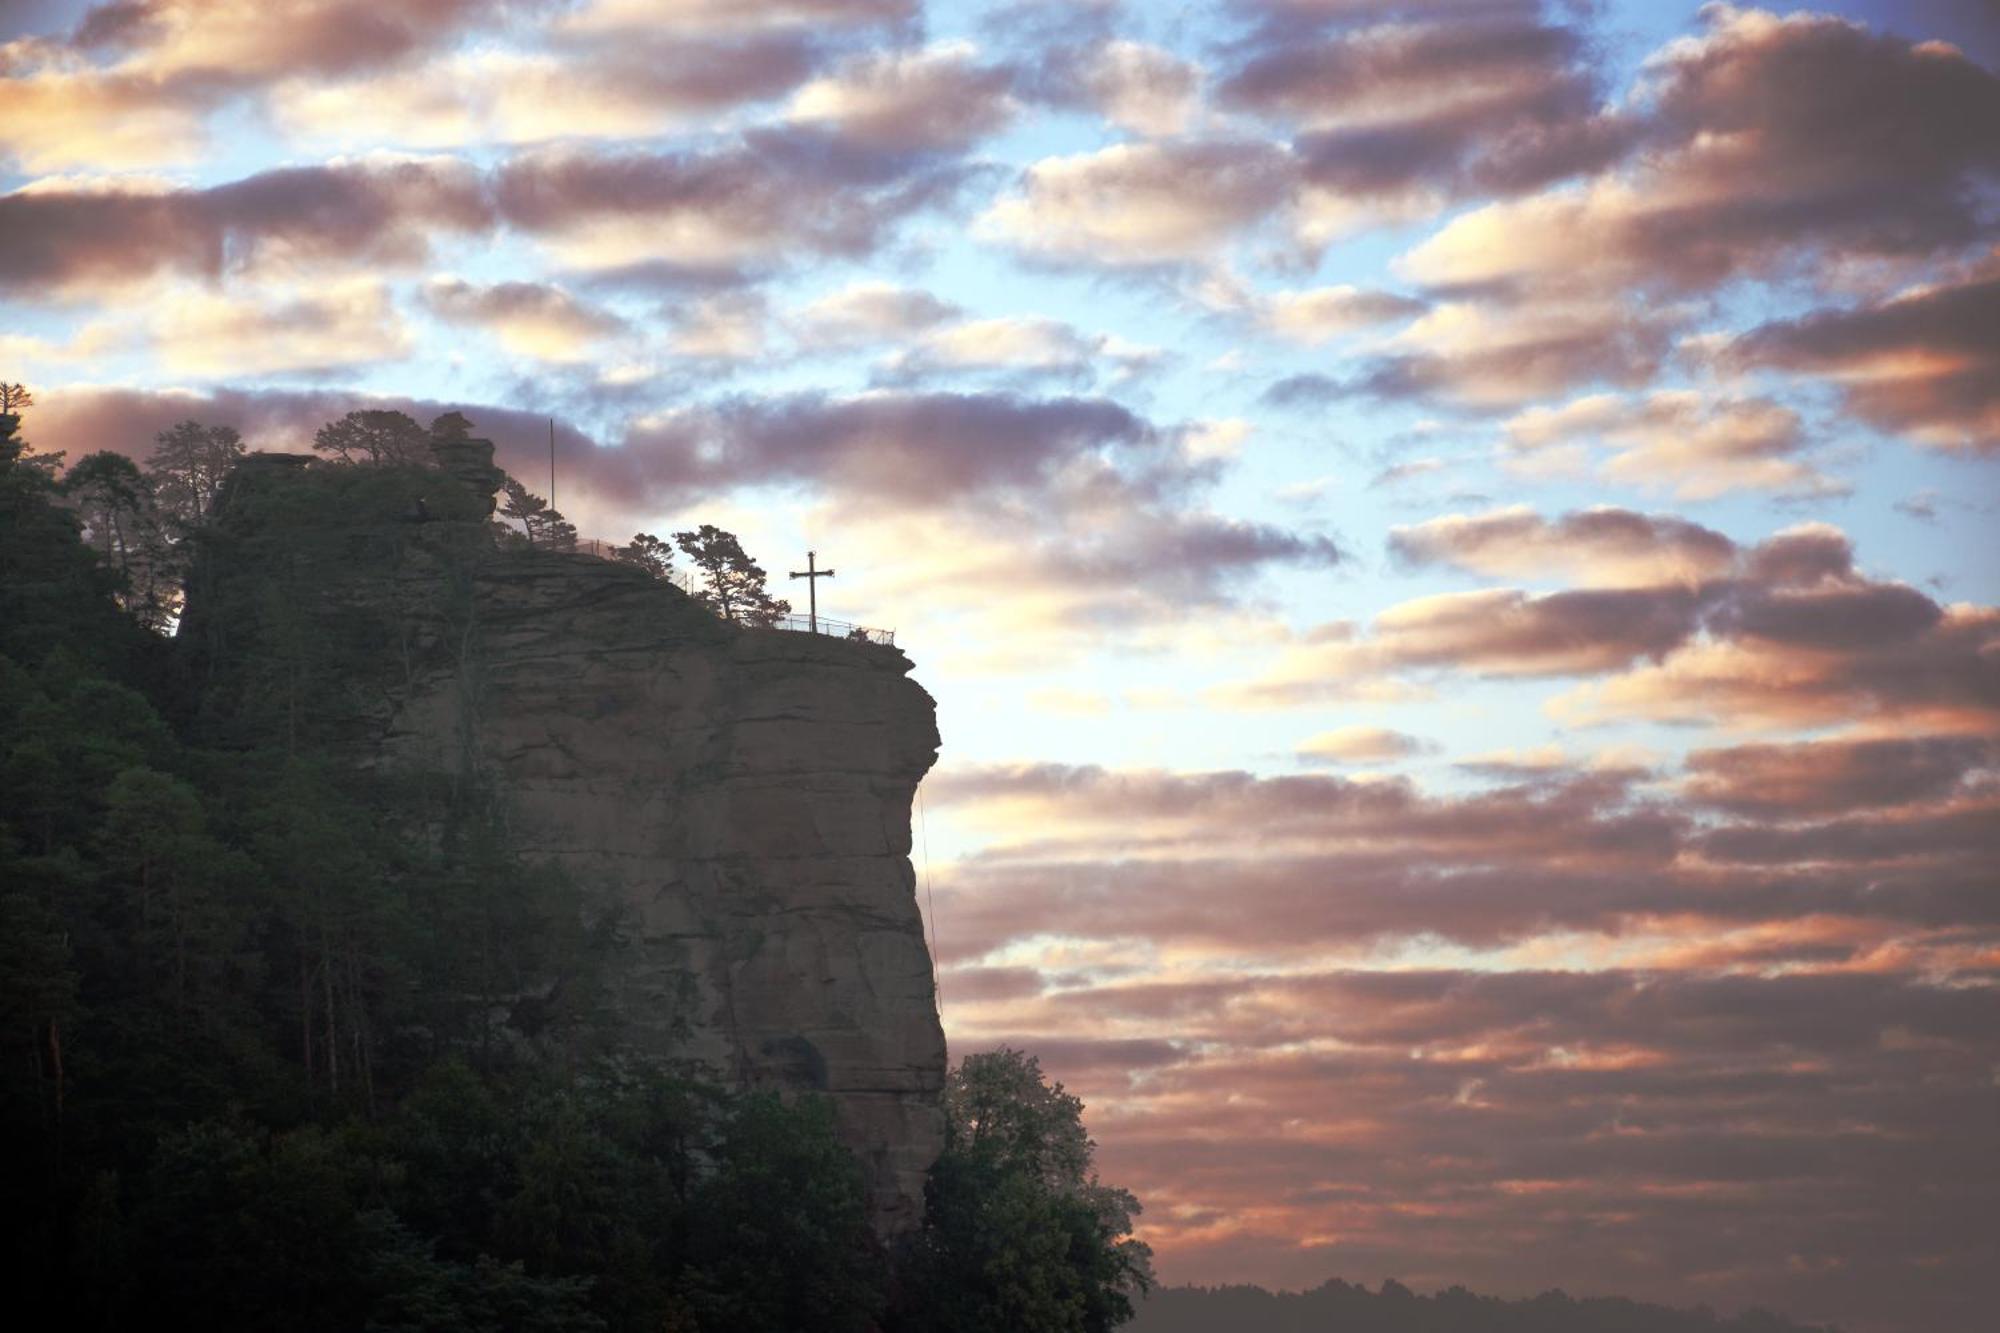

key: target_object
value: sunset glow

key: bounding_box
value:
[4,2,1996,1330]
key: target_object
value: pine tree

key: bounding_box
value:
[614,533,674,579]
[313,410,428,466]
[499,479,576,551]
[146,421,244,527]
[672,525,790,627]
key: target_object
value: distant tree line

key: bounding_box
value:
[1129,1278,1838,1333]
[0,388,1148,1332]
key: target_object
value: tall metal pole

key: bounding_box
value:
[548,418,556,511]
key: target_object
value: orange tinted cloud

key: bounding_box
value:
[1731,262,2000,453]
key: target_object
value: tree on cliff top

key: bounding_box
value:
[673,525,789,627]
[500,478,578,551]
[613,533,674,580]
[313,410,428,466]
[146,420,244,526]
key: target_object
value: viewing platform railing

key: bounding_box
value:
[570,539,894,645]
[769,613,897,647]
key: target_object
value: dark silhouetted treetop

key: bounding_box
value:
[313,409,429,466]
[500,477,578,551]
[146,419,244,526]
[1,382,61,477]
[614,532,674,579]
[63,451,181,633]
[673,525,790,627]
[0,400,150,671]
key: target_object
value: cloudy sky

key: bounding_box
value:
[4,1,1997,1328]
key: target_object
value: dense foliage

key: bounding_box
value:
[896,1049,1155,1333]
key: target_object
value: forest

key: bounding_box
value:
[0,393,1150,1333]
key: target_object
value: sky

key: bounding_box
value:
[2,1,1997,1329]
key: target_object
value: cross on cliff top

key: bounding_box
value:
[789,550,835,634]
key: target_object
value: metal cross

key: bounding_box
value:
[789,549,835,634]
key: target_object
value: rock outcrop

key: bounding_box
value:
[179,442,947,1232]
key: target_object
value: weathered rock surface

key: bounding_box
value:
[182,445,947,1232]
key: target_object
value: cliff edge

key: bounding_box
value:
[175,441,947,1232]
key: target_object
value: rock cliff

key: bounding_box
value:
[177,442,947,1233]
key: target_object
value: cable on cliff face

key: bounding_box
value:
[919,784,942,1028]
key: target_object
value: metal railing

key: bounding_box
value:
[769,613,896,647]
[570,539,895,645]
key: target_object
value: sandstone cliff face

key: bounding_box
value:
[182,447,947,1232]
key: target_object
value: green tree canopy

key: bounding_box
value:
[898,1048,1154,1333]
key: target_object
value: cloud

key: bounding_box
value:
[1555,601,2000,732]
[607,390,1339,644]
[1071,39,1200,137]
[1256,284,1425,345]
[791,281,961,347]
[1227,520,2000,727]
[560,0,916,35]
[664,291,770,362]
[1500,391,1837,499]
[273,34,820,149]
[1728,261,2000,453]
[619,389,1159,504]
[920,720,2000,1328]
[1683,735,1997,819]
[1002,962,1997,1330]
[1389,507,1738,586]
[880,315,1160,385]
[1298,726,1432,765]
[1,1,937,170]
[0,129,975,299]
[980,138,1296,270]
[1221,9,1631,211]
[1356,300,1678,408]
[0,1,514,169]
[921,759,1995,957]
[0,157,491,296]
[421,277,627,362]
[1399,8,2000,297]
[786,41,1017,152]
[148,278,413,375]
[1221,585,1707,707]
[492,132,969,280]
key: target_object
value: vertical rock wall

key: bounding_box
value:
[184,447,947,1232]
